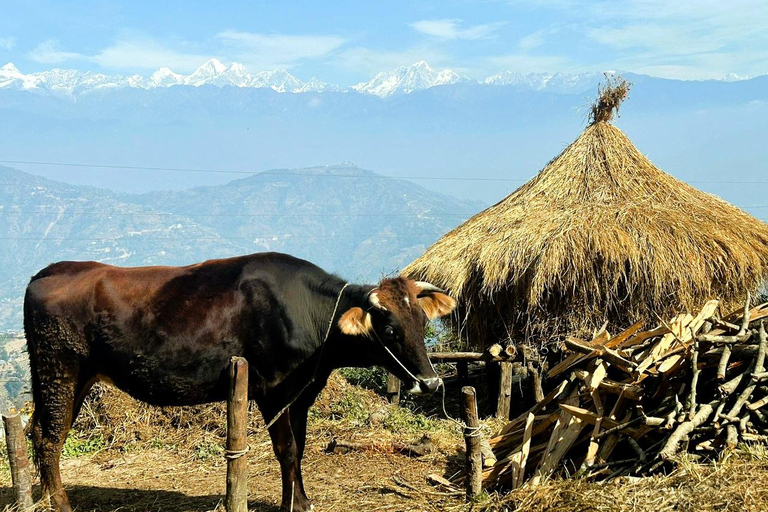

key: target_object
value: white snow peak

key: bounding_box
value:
[353,61,467,97]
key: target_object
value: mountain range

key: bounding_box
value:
[5,59,760,98]
[0,164,484,331]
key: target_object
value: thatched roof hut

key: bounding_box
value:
[405,78,768,349]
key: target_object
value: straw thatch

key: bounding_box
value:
[404,82,768,349]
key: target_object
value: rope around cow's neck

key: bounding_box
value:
[370,329,482,437]
[263,282,350,429]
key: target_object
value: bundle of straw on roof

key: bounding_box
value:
[404,78,768,348]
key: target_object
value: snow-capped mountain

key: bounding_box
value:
[0,62,37,89]
[1,59,761,99]
[248,69,304,92]
[184,58,228,86]
[353,60,467,97]
[148,67,184,88]
[484,70,606,93]
[296,77,338,93]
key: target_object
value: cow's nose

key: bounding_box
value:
[419,377,442,394]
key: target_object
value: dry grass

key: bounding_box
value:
[590,75,631,123]
[405,111,768,348]
[480,450,768,512]
[3,378,768,511]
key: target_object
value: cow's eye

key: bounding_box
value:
[383,325,395,337]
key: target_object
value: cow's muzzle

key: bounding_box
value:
[406,377,442,395]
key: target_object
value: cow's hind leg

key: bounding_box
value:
[30,356,82,512]
[268,411,312,512]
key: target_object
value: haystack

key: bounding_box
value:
[405,77,768,349]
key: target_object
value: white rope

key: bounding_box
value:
[437,380,483,438]
[372,330,484,437]
[224,445,251,460]
[264,283,350,429]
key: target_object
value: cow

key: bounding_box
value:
[23,252,456,512]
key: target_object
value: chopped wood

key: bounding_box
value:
[457,299,768,491]
[698,333,753,344]
[480,439,497,468]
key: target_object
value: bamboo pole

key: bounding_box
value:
[461,386,483,500]
[226,357,249,512]
[3,413,34,510]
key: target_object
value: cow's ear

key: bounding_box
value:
[418,293,456,320]
[338,307,373,336]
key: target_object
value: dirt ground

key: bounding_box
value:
[3,374,768,512]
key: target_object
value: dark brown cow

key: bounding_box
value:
[24,252,455,511]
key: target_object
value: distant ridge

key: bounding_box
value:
[4,59,761,98]
[0,164,484,330]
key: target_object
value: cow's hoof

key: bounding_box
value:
[281,500,313,512]
[281,496,313,512]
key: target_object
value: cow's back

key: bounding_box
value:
[24,253,337,406]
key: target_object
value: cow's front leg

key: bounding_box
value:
[289,404,310,500]
[268,411,312,512]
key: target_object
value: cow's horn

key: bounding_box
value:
[368,291,387,311]
[414,281,446,297]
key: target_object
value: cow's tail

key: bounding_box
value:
[24,275,46,473]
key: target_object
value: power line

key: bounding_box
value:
[0,233,444,241]
[0,209,474,218]
[5,158,768,185]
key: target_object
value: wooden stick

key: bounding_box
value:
[718,293,751,381]
[461,386,483,500]
[514,413,535,489]
[226,357,249,512]
[717,345,733,381]
[527,362,545,403]
[429,344,519,363]
[386,373,401,405]
[725,322,768,421]
[659,399,720,460]
[496,362,513,420]
[564,337,636,370]
[686,330,700,420]
[2,413,34,510]
[697,333,753,344]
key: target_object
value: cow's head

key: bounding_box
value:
[338,277,456,394]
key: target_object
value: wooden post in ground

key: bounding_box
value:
[496,361,513,420]
[386,373,401,405]
[3,413,34,510]
[461,386,483,500]
[226,357,249,512]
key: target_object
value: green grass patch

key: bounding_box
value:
[337,367,387,393]
[381,405,439,435]
[193,439,224,461]
[62,430,105,458]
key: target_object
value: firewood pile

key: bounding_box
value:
[472,297,768,489]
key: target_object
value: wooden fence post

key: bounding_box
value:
[461,386,483,500]
[226,357,249,512]
[496,361,513,420]
[3,413,34,510]
[386,373,401,405]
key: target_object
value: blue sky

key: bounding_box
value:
[2,0,767,83]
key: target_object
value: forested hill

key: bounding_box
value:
[0,164,484,331]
